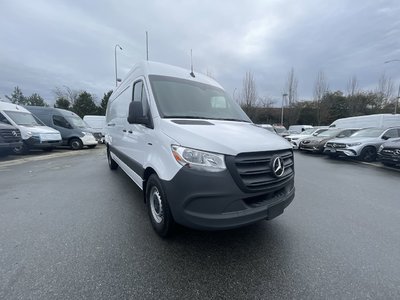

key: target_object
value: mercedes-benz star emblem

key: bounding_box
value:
[12,131,17,137]
[271,156,285,178]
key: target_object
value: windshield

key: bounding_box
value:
[5,110,43,126]
[66,115,87,128]
[274,127,287,133]
[317,129,342,137]
[351,128,385,138]
[149,75,251,122]
[300,128,315,135]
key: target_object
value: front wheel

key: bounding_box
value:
[146,174,175,237]
[360,147,377,162]
[107,147,118,170]
[69,138,83,150]
[13,143,29,155]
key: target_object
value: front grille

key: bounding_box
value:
[381,148,400,157]
[0,128,21,143]
[226,149,294,192]
[326,142,346,149]
[92,132,102,140]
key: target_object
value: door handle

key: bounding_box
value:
[107,123,116,127]
[128,130,133,134]
[122,129,127,132]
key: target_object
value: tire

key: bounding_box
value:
[88,145,97,149]
[13,143,29,155]
[359,146,377,162]
[107,147,118,170]
[146,174,175,237]
[69,138,83,150]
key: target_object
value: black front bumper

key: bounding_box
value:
[162,167,295,230]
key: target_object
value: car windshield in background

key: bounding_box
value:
[351,128,385,137]
[5,111,42,126]
[67,116,87,128]
[317,129,342,137]
[275,127,287,133]
[301,129,315,135]
[149,75,251,122]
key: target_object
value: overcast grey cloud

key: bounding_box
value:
[1,0,400,105]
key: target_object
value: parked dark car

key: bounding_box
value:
[0,123,22,156]
[377,138,400,167]
[299,128,359,153]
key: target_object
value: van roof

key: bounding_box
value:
[25,106,79,118]
[119,61,223,90]
[0,101,30,113]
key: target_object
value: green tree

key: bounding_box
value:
[5,86,27,105]
[54,97,71,110]
[72,91,98,118]
[98,90,113,115]
[26,93,48,106]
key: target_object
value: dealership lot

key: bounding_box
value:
[1,147,399,299]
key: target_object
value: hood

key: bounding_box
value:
[303,136,331,143]
[159,119,292,156]
[19,125,60,135]
[329,137,380,144]
[382,138,400,148]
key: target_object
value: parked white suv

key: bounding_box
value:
[324,127,400,162]
[105,61,295,236]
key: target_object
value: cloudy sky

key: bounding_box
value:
[1,0,399,105]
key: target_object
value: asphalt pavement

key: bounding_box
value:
[1,147,399,299]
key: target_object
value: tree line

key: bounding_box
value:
[4,86,112,118]
[238,69,399,127]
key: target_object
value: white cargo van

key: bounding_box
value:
[0,101,62,154]
[106,61,295,236]
[329,114,400,128]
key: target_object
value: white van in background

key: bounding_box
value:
[288,125,313,134]
[83,115,106,143]
[106,61,295,236]
[0,101,62,154]
[330,114,400,128]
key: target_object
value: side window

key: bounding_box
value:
[53,115,71,128]
[384,129,398,139]
[132,80,150,117]
[0,112,11,125]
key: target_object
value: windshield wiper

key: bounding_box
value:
[212,118,250,123]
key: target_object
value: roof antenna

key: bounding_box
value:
[146,31,149,61]
[190,49,195,78]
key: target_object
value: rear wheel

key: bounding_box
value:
[146,174,175,237]
[107,147,118,170]
[360,146,377,162]
[69,138,83,150]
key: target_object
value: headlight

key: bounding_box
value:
[346,142,361,147]
[81,131,93,136]
[171,145,226,172]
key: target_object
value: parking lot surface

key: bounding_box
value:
[1,148,400,299]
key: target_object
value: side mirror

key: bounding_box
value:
[127,101,152,127]
[382,135,389,140]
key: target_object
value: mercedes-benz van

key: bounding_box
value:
[0,101,62,154]
[105,61,295,236]
[26,107,98,150]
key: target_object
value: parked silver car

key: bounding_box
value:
[324,127,400,162]
[286,127,328,149]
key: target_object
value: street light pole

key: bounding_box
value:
[114,44,123,87]
[281,93,288,126]
[384,59,400,114]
